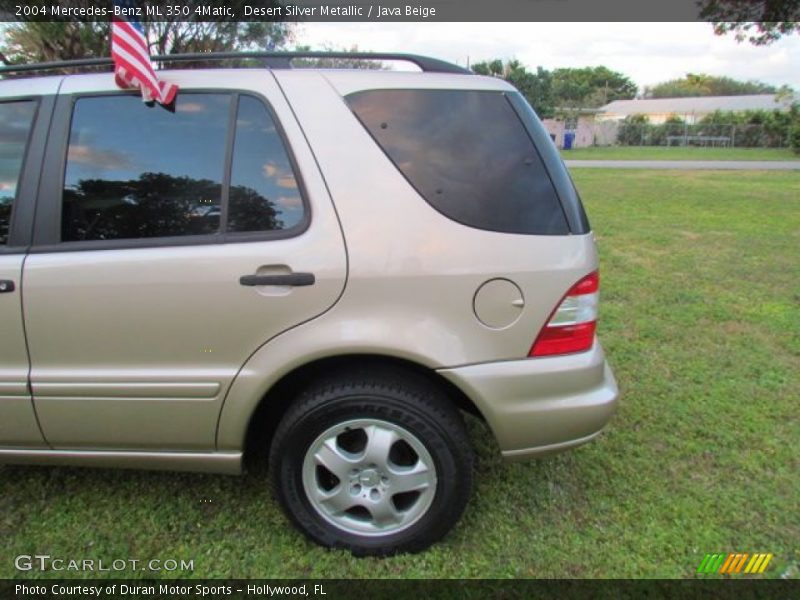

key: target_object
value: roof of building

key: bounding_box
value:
[599,94,795,116]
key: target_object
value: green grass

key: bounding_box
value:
[2,171,799,579]
[560,146,798,161]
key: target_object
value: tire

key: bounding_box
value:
[269,367,474,556]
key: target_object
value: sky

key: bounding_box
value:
[298,22,800,92]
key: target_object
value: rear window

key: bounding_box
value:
[346,89,568,235]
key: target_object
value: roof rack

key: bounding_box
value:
[0,51,472,76]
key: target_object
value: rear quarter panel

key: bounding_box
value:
[217,71,598,450]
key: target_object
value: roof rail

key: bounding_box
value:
[0,51,472,75]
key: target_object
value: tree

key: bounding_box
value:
[551,66,638,108]
[0,2,293,67]
[147,21,293,56]
[789,122,800,154]
[472,59,504,77]
[291,44,387,70]
[508,65,556,119]
[645,73,779,98]
[63,172,282,240]
[471,59,556,118]
[471,60,636,116]
[617,114,650,146]
[1,22,110,64]
[698,0,800,45]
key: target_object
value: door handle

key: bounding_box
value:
[239,272,315,287]
[0,280,14,293]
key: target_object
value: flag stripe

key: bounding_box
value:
[111,27,158,87]
[111,44,161,100]
[112,40,161,93]
[112,25,153,68]
[113,18,149,52]
[112,50,160,100]
[111,32,156,78]
[111,0,178,105]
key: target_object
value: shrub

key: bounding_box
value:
[617,114,650,145]
[616,108,797,148]
[790,123,800,155]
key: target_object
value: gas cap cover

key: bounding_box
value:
[473,278,525,329]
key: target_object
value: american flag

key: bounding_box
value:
[111,0,178,105]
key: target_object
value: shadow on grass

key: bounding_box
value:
[0,412,590,555]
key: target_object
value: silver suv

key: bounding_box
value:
[0,52,618,555]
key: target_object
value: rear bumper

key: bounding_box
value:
[437,341,618,460]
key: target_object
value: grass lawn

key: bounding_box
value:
[560,146,798,161]
[2,170,798,579]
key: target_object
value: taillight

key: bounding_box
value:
[529,271,599,357]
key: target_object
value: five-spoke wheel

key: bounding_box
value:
[302,419,437,536]
[269,368,473,555]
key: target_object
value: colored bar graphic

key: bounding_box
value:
[752,554,766,573]
[733,553,749,573]
[700,553,774,575]
[758,554,773,573]
[719,554,736,573]
[710,554,726,573]
[744,554,760,574]
[696,554,712,574]
[697,554,726,574]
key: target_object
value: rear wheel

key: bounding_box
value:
[269,370,473,556]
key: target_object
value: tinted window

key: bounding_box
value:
[0,101,36,245]
[346,90,568,235]
[228,96,303,233]
[62,94,230,242]
[506,93,590,234]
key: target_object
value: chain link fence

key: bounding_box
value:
[608,121,790,148]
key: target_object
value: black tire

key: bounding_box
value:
[269,367,474,556]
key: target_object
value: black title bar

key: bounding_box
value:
[1,0,798,22]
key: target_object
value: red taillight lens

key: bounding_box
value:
[570,271,599,295]
[529,271,599,357]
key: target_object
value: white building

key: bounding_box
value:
[597,94,796,124]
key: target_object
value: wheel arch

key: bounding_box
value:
[233,354,484,466]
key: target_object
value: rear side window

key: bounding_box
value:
[61,93,304,243]
[63,94,229,242]
[228,96,304,233]
[0,101,37,245]
[346,89,568,235]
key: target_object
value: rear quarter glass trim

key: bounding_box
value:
[0,96,45,252]
[345,88,573,236]
[31,89,311,252]
[506,93,590,234]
